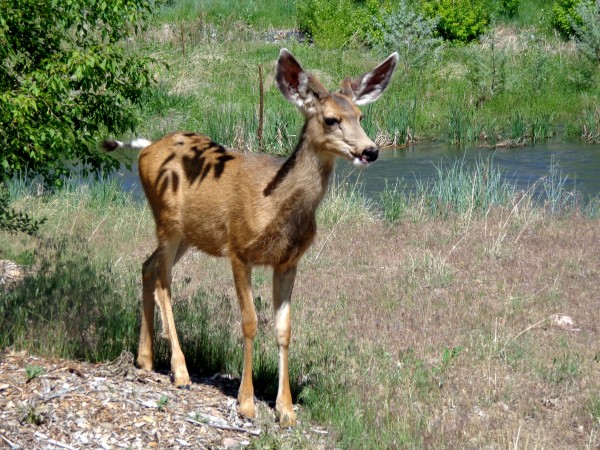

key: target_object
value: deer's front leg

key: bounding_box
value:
[231,256,257,418]
[273,265,297,427]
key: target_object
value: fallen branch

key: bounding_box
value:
[0,433,20,449]
[34,432,77,450]
[42,386,82,403]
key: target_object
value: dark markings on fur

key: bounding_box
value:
[156,167,170,197]
[180,139,234,183]
[160,153,176,168]
[214,154,235,179]
[211,143,226,154]
[175,141,185,146]
[263,124,305,196]
[182,151,207,185]
[183,132,199,137]
[171,172,179,192]
[158,174,169,198]
[200,162,212,182]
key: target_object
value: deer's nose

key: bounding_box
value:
[362,147,379,163]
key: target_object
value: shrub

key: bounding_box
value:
[572,0,600,62]
[420,0,490,43]
[296,0,391,48]
[500,0,521,18]
[550,0,585,38]
[368,2,443,73]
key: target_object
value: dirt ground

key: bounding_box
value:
[0,349,329,449]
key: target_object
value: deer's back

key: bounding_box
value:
[138,132,308,261]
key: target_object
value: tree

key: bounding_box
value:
[0,0,157,186]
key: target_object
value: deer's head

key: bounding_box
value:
[276,48,398,167]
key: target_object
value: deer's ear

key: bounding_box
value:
[276,48,329,113]
[343,52,399,106]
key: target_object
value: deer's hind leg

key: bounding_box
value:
[138,238,190,388]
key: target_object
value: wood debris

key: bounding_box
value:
[0,349,297,449]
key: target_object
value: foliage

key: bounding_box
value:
[420,0,490,42]
[0,0,157,185]
[368,2,443,74]
[417,157,517,215]
[0,183,45,235]
[296,0,391,48]
[25,365,46,382]
[463,39,507,108]
[500,0,521,17]
[550,0,586,38]
[572,0,600,62]
[380,179,408,223]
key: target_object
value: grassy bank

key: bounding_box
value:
[117,0,600,151]
[2,163,599,447]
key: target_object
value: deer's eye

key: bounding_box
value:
[324,117,340,127]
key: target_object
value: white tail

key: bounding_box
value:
[102,138,153,151]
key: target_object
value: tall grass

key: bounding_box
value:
[380,156,517,222]
[0,236,139,360]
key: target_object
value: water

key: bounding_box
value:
[119,139,600,201]
[337,139,600,202]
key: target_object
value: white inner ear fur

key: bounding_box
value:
[354,89,384,106]
[353,72,384,106]
[289,72,317,115]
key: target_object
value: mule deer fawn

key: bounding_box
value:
[103,48,398,426]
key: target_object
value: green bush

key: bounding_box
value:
[368,2,443,73]
[420,0,490,42]
[551,0,585,38]
[0,0,157,185]
[296,0,390,48]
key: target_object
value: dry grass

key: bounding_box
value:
[291,211,600,447]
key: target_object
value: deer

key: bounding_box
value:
[102,48,398,427]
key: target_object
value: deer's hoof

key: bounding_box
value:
[136,356,153,371]
[277,406,297,427]
[238,398,256,418]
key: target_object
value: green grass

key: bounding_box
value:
[153,0,296,30]
[25,365,45,381]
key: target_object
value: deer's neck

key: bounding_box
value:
[264,122,334,217]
